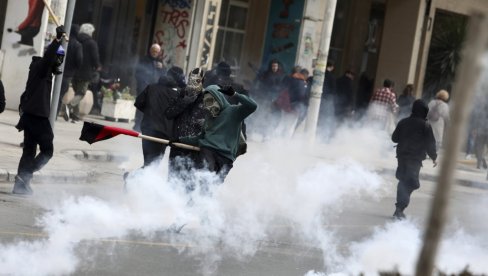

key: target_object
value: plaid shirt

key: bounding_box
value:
[370,87,398,113]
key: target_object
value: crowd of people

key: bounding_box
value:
[3,25,486,221]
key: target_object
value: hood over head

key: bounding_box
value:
[204,84,230,110]
[411,99,429,119]
[158,75,177,88]
[70,24,80,37]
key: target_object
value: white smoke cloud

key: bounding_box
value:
[0,123,487,275]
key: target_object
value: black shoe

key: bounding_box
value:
[12,176,33,195]
[393,208,406,220]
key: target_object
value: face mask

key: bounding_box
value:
[55,54,65,67]
[203,92,220,118]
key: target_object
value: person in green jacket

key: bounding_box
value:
[176,84,257,183]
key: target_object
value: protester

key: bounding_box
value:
[397,84,415,121]
[68,23,101,121]
[0,80,5,113]
[58,24,83,121]
[134,69,180,167]
[256,59,284,102]
[273,66,308,138]
[13,26,66,195]
[133,44,165,131]
[165,68,206,189]
[427,89,450,150]
[334,69,355,122]
[367,79,398,132]
[472,102,488,169]
[176,84,257,183]
[318,60,336,140]
[391,99,437,219]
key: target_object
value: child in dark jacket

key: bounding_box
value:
[391,99,437,219]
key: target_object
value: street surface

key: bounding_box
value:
[0,110,488,275]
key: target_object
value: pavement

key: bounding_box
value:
[1,108,487,190]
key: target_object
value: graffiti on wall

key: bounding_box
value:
[6,0,46,56]
[262,0,305,73]
[153,0,192,68]
[199,1,218,68]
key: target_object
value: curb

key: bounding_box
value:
[377,168,488,190]
[62,149,127,162]
[0,169,96,184]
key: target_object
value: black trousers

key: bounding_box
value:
[141,128,168,167]
[198,147,233,183]
[17,114,54,184]
[395,158,422,211]
[168,147,202,192]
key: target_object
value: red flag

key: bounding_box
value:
[79,122,139,144]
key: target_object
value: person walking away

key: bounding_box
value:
[427,89,450,150]
[165,68,206,189]
[176,85,257,185]
[367,79,398,132]
[58,24,83,121]
[318,61,336,140]
[473,103,488,169]
[133,44,165,131]
[397,84,415,121]
[13,26,66,195]
[391,99,437,219]
[0,80,5,113]
[68,23,101,121]
[334,70,355,124]
[134,70,180,167]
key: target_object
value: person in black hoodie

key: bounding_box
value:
[391,99,437,219]
[58,24,83,120]
[134,70,179,167]
[165,68,206,187]
[13,26,66,195]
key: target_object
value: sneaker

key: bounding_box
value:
[393,208,406,220]
[12,176,33,195]
[63,105,70,122]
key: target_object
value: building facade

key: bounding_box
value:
[1,0,488,110]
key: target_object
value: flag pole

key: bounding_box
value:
[138,134,200,151]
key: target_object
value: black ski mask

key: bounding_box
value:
[52,45,65,75]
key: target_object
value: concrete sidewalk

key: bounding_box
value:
[1,109,487,190]
[0,109,141,184]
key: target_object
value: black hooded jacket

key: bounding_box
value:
[64,25,83,77]
[392,99,437,161]
[74,33,101,81]
[20,39,62,118]
[135,76,179,138]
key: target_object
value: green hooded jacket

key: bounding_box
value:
[180,85,257,161]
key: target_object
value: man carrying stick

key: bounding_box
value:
[13,26,67,195]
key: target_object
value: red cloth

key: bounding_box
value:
[18,0,45,30]
[80,122,139,144]
[273,89,293,113]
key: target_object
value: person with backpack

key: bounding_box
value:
[392,99,437,219]
[427,89,450,150]
[13,26,66,195]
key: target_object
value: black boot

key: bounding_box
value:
[393,208,406,220]
[12,175,33,195]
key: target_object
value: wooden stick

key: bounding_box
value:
[41,0,69,41]
[138,134,200,151]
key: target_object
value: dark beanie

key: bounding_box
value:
[167,66,186,88]
[216,61,231,77]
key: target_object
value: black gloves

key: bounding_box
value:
[218,85,236,96]
[56,25,66,40]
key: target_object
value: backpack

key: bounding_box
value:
[427,102,441,122]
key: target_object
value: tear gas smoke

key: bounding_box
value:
[2,72,488,275]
